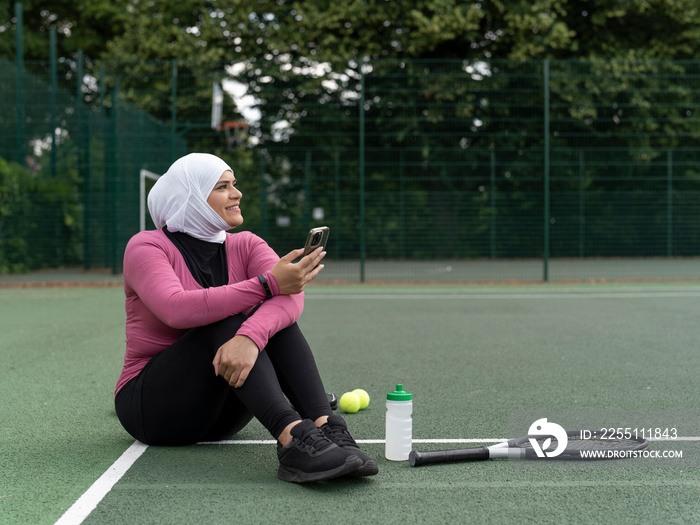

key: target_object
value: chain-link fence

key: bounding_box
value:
[1,55,186,274]
[2,54,700,282]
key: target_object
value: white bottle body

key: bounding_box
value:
[385,399,413,461]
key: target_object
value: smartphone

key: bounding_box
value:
[303,226,330,257]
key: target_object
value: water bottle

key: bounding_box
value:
[385,384,413,461]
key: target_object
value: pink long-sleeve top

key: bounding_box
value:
[115,228,304,395]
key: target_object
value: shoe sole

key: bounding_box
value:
[346,458,379,477]
[277,455,363,483]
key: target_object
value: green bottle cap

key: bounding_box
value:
[387,383,412,401]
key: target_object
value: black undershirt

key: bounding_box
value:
[163,226,228,288]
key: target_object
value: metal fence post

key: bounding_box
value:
[77,50,91,270]
[399,150,406,259]
[667,149,673,257]
[171,59,178,160]
[359,59,366,282]
[579,150,585,258]
[334,150,340,259]
[14,2,25,166]
[109,80,119,274]
[490,149,496,259]
[259,152,267,241]
[305,150,312,232]
[543,59,551,282]
[50,28,57,178]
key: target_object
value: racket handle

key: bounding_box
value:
[409,447,490,466]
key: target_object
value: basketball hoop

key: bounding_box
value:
[211,82,224,130]
[218,120,249,150]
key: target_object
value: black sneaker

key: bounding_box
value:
[321,415,379,477]
[277,419,363,483]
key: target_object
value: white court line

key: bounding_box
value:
[307,292,700,300]
[198,438,507,445]
[199,437,700,445]
[56,435,700,524]
[54,441,148,525]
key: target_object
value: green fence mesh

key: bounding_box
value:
[2,56,700,282]
[0,56,186,274]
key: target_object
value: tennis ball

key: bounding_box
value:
[352,388,370,410]
[339,392,361,414]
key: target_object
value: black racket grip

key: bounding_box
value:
[409,447,490,466]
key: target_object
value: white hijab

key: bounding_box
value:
[148,153,233,243]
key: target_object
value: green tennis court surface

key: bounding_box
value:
[1,283,699,524]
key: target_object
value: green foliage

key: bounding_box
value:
[0,158,29,273]
[0,156,82,273]
[5,0,700,157]
[2,0,129,62]
[5,0,700,97]
[4,0,700,271]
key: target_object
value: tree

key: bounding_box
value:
[1,0,131,91]
[5,0,700,261]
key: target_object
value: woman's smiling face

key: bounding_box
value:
[207,170,243,228]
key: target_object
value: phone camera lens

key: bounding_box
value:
[313,233,322,243]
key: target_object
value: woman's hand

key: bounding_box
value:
[212,335,259,388]
[270,248,326,295]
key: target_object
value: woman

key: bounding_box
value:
[114,153,377,483]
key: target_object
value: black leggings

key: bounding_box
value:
[115,315,333,446]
